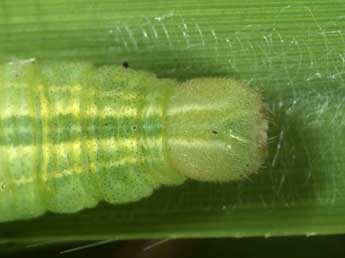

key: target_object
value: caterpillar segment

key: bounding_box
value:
[0,61,267,222]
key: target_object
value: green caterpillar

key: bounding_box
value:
[0,60,268,222]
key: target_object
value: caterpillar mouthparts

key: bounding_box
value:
[0,61,267,222]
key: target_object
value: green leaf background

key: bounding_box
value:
[1,0,345,242]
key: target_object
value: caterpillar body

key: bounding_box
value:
[0,60,268,222]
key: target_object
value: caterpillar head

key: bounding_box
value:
[165,78,268,182]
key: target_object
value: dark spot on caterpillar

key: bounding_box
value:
[132,125,137,130]
[122,61,129,68]
[260,142,268,153]
[259,105,268,119]
[212,130,218,135]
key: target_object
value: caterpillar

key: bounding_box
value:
[0,60,268,222]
